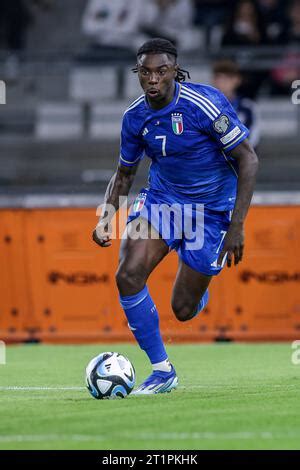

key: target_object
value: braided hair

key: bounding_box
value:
[132,38,190,82]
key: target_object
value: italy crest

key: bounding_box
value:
[133,192,147,212]
[171,113,183,135]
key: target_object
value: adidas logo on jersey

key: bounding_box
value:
[142,127,149,136]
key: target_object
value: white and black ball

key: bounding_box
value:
[85,352,135,399]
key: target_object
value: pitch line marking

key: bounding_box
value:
[0,386,85,391]
[0,383,298,392]
[0,434,104,443]
[0,431,300,443]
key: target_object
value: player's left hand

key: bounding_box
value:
[217,223,244,268]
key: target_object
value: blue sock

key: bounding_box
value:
[193,289,209,318]
[119,286,168,364]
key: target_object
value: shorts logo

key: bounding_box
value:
[213,114,230,134]
[133,192,147,212]
[171,113,183,135]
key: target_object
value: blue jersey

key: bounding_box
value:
[120,81,249,211]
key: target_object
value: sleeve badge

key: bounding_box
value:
[213,115,230,134]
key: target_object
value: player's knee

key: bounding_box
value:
[171,300,196,322]
[115,265,146,294]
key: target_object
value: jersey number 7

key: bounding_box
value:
[155,135,167,157]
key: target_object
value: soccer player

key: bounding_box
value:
[93,38,259,395]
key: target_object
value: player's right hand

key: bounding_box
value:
[92,221,112,248]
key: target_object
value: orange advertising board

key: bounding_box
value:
[0,206,299,342]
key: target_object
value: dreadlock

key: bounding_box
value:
[132,38,190,83]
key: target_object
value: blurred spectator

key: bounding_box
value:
[194,1,234,28]
[81,0,144,55]
[193,1,236,47]
[268,1,300,94]
[222,0,267,46]
[270,51,300,94]
[0,0,32,81]
[258,0,287,42]
[219,1,269,96]
[140,0,203,51]
[0,0,53,80]
[212,59,261,149]
[0,0,31,52]
[279,0,300,44]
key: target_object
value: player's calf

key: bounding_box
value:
[172,290,209,322]
[171,300,199,322]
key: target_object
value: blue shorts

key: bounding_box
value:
[127,188,232,276]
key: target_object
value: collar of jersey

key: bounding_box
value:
[144,82,181,115]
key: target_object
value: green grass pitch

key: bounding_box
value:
[0,343,299,450]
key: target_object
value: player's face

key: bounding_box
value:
[137,53,177,107]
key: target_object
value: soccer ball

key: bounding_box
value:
[85,351,135,399]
